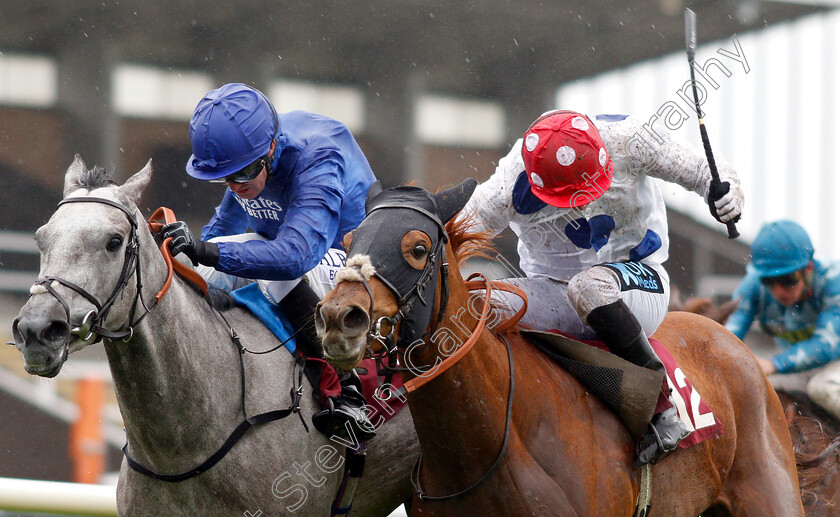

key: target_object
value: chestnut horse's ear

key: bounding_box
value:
[341,231,353,252]
[434,178,478,223]
[365,181,383,214]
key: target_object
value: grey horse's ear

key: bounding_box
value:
[117,159,153,207]
[365,181,383,214]
[434,178,478,223]
[63,154,87,198]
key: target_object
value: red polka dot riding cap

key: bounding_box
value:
[521,110,613,208]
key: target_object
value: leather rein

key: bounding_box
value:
[350,246,527,500]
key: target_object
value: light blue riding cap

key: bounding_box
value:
[748,219,814,278]
[186,83,277,180]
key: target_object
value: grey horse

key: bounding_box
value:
[12,156,418,516]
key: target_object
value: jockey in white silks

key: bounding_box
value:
[460,110,744,464]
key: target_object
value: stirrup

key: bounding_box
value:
[312,392,376,442]
[635,408,690,465]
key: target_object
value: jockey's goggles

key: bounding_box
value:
[760,269,803,288]
[208,157,266,184]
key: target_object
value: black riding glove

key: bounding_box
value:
[161,221,219,267]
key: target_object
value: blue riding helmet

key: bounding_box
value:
[186,83,278,180]
[748,220,814,278]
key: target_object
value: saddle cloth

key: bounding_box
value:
[524,329,723,448]
[231,283,407,425]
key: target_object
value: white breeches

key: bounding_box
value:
[771,361,840,421]
[493,262,670,339]
[194,233,345,303]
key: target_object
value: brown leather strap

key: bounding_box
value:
[402,274,528,393]
[468,278,528,332]
[147,207,209,298]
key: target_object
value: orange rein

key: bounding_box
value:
[401,273,527,393]
[146,207,208,300]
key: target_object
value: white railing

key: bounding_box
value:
[0,477,117,516]
[0,230,38,292]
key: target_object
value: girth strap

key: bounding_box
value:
[122,404,301,483]
[123,344,308,483]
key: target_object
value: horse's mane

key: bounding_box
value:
[444,210,497,267]
[79,165,118,190]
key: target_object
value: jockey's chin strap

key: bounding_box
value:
[34,199,207,346]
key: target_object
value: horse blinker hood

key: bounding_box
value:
[347,179,477,345]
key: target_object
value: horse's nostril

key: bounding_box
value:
[11,318,23,345]
[342,306,369,332]
[42,320,70,343]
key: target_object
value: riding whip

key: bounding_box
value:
[684,8,739,239]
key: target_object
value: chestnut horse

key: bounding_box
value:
[315,181,805,516]
[673,294,840,515]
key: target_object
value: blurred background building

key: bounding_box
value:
[0,0,836,490]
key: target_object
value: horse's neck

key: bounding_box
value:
[403,276,513,486]
[106,246,252,469]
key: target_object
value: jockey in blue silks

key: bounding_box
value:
[726,219,840,420]
[162,83,376,441]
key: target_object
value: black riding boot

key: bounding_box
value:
[312,370,377,442]
[587,300,689,465]
[280,282,376,442]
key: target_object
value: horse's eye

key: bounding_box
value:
[106,235,123,252]
[411,244,428,259]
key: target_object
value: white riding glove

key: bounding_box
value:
[707,181,743,224]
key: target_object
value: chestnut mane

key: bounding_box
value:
[444,211,497,267]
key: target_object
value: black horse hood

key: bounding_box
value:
[348,179,477,345]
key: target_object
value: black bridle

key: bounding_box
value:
[34,197,155,344]
[338,186,516,502]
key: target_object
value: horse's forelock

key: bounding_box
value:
[79,165,118,190]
